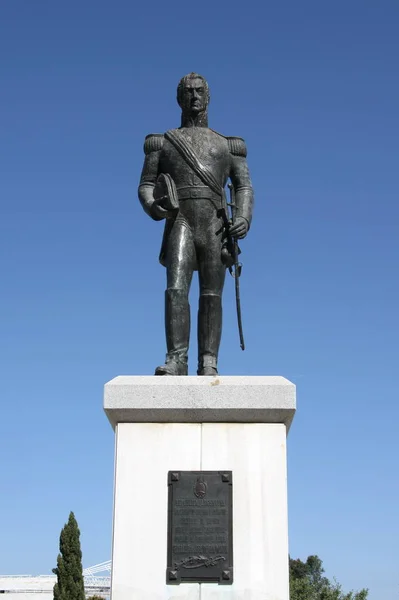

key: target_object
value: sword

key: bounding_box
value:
[227,183,245,351]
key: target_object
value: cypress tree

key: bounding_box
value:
[53,511,85,600]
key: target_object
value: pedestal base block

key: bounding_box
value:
[105,376,296,600]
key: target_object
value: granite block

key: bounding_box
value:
[104,376,296,432]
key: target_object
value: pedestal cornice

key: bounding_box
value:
[104,375,296,432]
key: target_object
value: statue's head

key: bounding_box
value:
[177,73,210,118]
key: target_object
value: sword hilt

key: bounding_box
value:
[227,183,236,223]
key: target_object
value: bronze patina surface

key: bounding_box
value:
[138,73,254,376]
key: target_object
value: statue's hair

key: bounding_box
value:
[177,72,210,107]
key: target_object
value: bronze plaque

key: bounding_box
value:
[166,470,233,585]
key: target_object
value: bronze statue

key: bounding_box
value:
[138,73,254,376]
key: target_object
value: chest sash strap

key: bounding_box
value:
[164,129,223,197]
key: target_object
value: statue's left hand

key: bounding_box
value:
[229,217,249,239]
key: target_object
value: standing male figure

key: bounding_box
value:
[138,73,254,376]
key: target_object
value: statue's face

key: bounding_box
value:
[180,77,208,115]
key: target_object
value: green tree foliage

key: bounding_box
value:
[53,512,85,600]
[289,555,368,600]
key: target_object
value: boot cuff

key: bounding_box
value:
[199,354,217,369]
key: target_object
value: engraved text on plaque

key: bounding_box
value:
[166,470,233,585]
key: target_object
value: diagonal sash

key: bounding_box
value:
[164,129,224,197]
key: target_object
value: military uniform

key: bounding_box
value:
[139,126,254,374]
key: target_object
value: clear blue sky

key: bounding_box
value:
[0,1,398,598]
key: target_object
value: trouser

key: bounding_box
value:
[164,199,226,370]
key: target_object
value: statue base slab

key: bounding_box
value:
[104,376,296,600]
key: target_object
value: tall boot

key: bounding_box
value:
[197,293,222,376]
[155,288,190,376]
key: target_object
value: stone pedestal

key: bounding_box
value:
[104,376,296,600]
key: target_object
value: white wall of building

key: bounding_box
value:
[0,575,54,599]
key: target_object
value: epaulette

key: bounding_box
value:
[227,136,247,158]
[144,133,164,155]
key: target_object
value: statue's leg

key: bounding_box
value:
[196,215,226,376]
[155,219,195,376]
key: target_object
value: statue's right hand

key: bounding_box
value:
[150,201,170,221]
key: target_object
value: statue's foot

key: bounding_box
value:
[197,355,218,376]
[155,359,188,376]
[197,366,218,376]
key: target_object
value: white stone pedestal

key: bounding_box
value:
[104,376,296,600]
